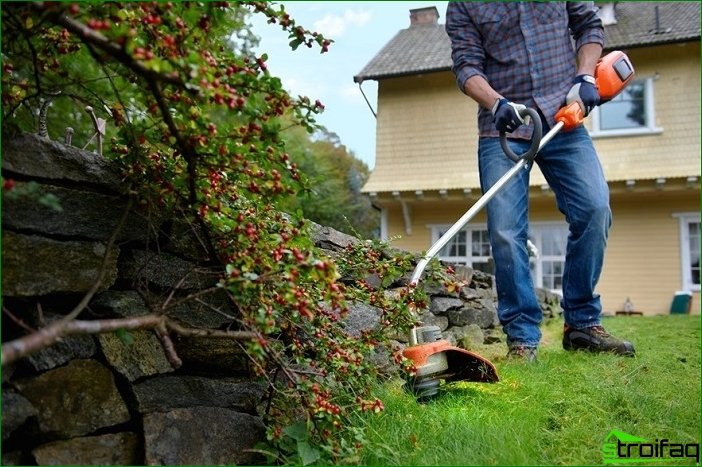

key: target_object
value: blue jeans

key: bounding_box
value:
[478,125,611,348]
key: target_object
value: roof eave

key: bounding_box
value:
[604,36,701,51]
[354,66,451,83]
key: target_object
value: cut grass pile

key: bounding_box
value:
[356,315,701,466]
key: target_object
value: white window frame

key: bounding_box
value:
[429,221,568,293]
[429,224,491,272]
[674,212,701,293]
[589,76,662,138]
[528,222,569,293]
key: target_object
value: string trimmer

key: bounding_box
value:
[403,51,635,401]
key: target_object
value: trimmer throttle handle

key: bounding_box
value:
[499,107,542,163]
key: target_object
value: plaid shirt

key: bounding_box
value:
[446,2,604,139]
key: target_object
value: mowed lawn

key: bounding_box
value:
[356,315,701,466]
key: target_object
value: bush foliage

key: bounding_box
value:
[1,2,444,463]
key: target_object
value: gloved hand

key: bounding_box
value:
[492,98,530,133]
[566,74,600,116]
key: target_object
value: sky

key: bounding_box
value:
[251,1,449,169]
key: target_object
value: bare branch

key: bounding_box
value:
[160,270,199,312]
[2,306,36,334]
[1,314,259,367]
[155,322,182,369]
[1,314,164,365]
[193,297,238,321]
[61,198,134,323]
[161,286,223,312]
[165,321,259,340]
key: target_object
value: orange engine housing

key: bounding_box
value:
[595,50,635,102]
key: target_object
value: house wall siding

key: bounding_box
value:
[368,72,481,193]
[603,190,700,315]
[591,42,701,181]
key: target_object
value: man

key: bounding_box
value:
[445,2,634,361]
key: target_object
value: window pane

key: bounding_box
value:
[600,81,645,130]
[471,229,491,256]
[542,260,564,290]
[440,230,466,257]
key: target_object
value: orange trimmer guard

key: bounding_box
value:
[442,347,498,383]
[403,340,498,383]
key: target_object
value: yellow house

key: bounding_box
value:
[354,2,700,315]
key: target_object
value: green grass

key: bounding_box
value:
[355,316,701,466]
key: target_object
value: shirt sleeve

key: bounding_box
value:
[567,2,605,51]
[445,2,487,95]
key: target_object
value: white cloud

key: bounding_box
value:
[313,9,372,38]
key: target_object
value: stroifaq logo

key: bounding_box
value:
[602,429,700,464]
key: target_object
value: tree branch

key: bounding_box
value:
[1,314,164,365]
[1,314,259,367]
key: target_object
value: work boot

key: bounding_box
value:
[507,345,537,363]
[563,325,635,356]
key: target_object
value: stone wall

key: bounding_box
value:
[1,134,562,465]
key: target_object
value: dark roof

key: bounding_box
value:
[353,23,450,83]
[603,2,700,48]
[353,2,701,83]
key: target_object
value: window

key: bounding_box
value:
[435,228,493,275]
[528,224,569,292]
[431,222,568,291]
[675,213,701,292]
[590,77,662,137]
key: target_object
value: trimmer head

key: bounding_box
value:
[402,326,498,401]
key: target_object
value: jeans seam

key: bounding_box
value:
[536,155,575,314]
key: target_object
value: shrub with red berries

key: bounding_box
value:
[1,2,444,464]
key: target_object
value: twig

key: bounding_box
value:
[2,306,36,333]
[175,204,212,258]
[155,322,182,368]
[61,198,134,324]
[160,271,196,312]
[165,320,259,340]
[36,301,45,326]
[264,366,281,415]
[193,298,239,321]
[145,77,200,207]
[161,286,222,312]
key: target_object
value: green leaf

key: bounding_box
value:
[114,328,134,346]
[289,38,303,51]
[282,422,307,441]
[297,441,320,466]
